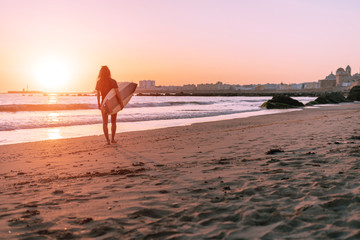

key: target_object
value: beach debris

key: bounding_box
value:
[261,95,304,109]
[22,209,40,218]
[266,148,284,155]
[132,162,145,166]
[77,217,93,225]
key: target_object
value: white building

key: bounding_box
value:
[197,81,231,91]
[263,84,279,90]
[158,85,182,91]
[139,80,156,89]
[291,83,303,90]
[303,82,319,89]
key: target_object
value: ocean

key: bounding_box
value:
[0,93,316,145]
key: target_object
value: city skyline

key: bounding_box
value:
[4,62,360,93]
[1,0,360,92]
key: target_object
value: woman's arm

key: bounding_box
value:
[97,90,101,110]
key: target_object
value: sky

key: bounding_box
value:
[0,0,359,92]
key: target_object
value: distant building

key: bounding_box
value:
[197,81,231,91]
[352,73,360,82]
[279,83,290,91]
[182,84,196,91]
[291,83,303,90]
[158,85,182,91]
[336,67,348,86]
[139,80,156,89]
[263,84,278,90]
[319,72,336,88]
[303,82,319,89]
[235,84,256,91]
[336,65,354,87]
[319,65,358,88]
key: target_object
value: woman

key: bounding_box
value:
[96,66,122,144]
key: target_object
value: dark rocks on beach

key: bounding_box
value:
[306,92,347,106]
[347,85,360,101]
[261,95,304,109]
[349,136,360,140]
[52,190,64,195]
[266,148,284,155]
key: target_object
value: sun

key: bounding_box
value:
[33,56,72,92]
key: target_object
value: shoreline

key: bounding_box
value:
[0,107,303,146]
[0,103,359,239]
[0,101,354,146]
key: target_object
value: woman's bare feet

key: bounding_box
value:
[111,139,117,144]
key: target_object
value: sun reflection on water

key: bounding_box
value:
[48,112,59,122]
[48,94,58,104]
[48,128,61,140]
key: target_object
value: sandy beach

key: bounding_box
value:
[0,103,359,239]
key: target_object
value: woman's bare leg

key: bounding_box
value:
[111,113,117,143]
[102,111,110,145]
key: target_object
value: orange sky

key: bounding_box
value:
[1,0,359,92]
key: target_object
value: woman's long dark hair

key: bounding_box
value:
[97,66,111,84]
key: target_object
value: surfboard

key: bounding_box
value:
[101,82,137,115]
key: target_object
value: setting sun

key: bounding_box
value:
[33,56,72,92]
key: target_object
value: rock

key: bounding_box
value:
[306,92,347,106]
[52,190,64,195]
[262,95,304,109]
[347,85,360,101]
[266,148,284,155]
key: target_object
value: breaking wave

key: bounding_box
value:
[0,101,216,112]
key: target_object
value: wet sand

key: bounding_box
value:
[0,103,359,239]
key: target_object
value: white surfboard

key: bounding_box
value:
[101,82,137,115]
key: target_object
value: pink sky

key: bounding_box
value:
[1,0,359,92]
